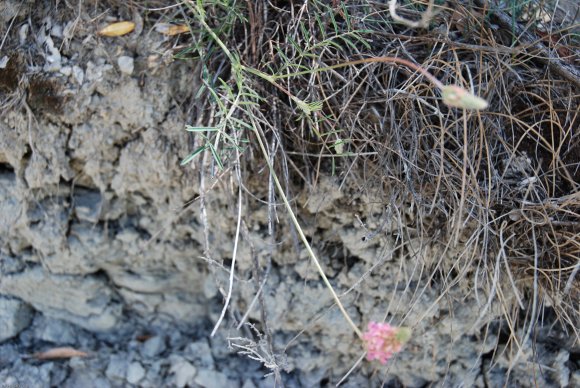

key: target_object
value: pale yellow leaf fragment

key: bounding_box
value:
[155,23,190,36]
[98,21,136,37]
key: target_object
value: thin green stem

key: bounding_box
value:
[250,118,364,340]
[193,2,364,340]
[191,2,238,67]
[241,66,274,83]
[271,57,445,90]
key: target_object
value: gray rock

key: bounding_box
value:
[0,267,121,332]
[43,35,62,72]
[0,343,19,366]
[105,354,129,381]
[298,367,328,387]
[168,329,183,347]
[51,363,69,386]
[72,65,84,85]
[185,340,214,369]
[554,349,570,387]
[60,66,72,76]
[571,370,580,388]
[195,370,229,388]
[0,250,25,273]
[242,379,258,388]
[65,369,111,388]
[169,357,197,388]
[20,196,68,255]
[0,173,22,237]
[127,361,146,385]
[140,335,166,358]
[33,315,76,344]
[143,359,169,387]
[0,56,8,68]
[0,297,33,342]
[117,56,134,75]
[0,360,53,388]
[47,222,108,274]
[74,189,102,222]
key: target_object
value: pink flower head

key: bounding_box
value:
[362,322,411,364]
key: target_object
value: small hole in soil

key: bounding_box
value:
[27,75,64,114]
[0,59,21,92]
[0,163,15,174]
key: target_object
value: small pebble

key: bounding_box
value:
[242,379,258,388]
[170,359,197,388]
[186,340,214,369]
[72,65,84,85]
[141,335,166,358]
[117,56,134,75]
[0,298,33,342]
[60,66,72,76]
[126,362,145,385]
[195,370,229,387]
[105,354,128,381]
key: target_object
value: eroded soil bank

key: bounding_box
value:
[1,1,578,387]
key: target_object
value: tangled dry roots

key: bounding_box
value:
[192,0,579,356]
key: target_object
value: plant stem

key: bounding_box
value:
[271,57,445,90]
[250,118,364,340]
[193,3,364,339]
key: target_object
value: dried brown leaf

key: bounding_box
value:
[32,347,89,360]
[155,23,190,36]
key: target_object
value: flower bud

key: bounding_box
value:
[441,85,488,110]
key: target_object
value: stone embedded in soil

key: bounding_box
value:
[195,369,230,388]
[32,315,77,344]
[242,379,258,388]
[0,297,33,342]
[60,66,72,76]
[105,354,129,381]
[185,340,215,369]
[572,370,580,387]
[553,349,571,386]
[0,173,23,237]
[64,369,111,388]
[72,65,84,85]
[117,56,134,75]
[51,364,69,387]
[169,356,197,388]
[0,361,53,388]
[126,361,146,385]
[0,267,121,331]
[140,335,166,358]
[0,344,19,366]
[20,195,68,257]
[73,189,103,222]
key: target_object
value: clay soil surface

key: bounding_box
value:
[0,1,579,387]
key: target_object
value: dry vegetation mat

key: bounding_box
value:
[184,0,579,381]
[0,0,579,386]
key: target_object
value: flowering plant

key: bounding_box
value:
[362,322,412,364]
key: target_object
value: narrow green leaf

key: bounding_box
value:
[185,126,219,132]
[208,143,224,170]
[180,145,207,166]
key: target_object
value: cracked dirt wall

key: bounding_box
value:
[0,1,577,387]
